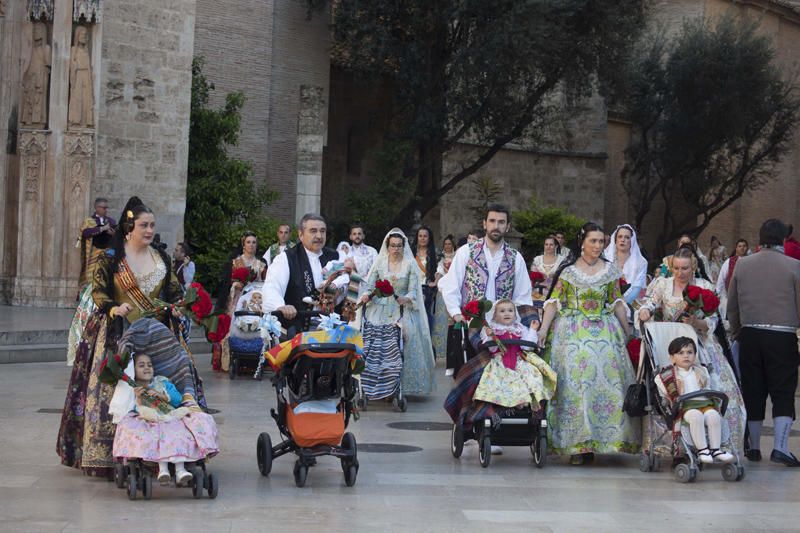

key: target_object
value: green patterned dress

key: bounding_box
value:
[544,263,640,455]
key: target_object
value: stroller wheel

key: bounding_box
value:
[344,464,358,487]
[207,473,219,499]
[674,463,697,483]
[533,435,547,468]
[451,424,464,458]
[191,467,204,499]
[229,358,239,380]
[722,463,745,482]
[257,432,273,476]
[141,474,153,500]
[340,432,358,465]
[114,462,126,489]
[479,436,492,468]
[293,461,308,488]
[397,396,408,413]
[127,472,138,500]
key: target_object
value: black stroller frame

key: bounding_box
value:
[450,339,548,468]
[638,322,745,483]
[256,338,361,487]
[115,457,217,500]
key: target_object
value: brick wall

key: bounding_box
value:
[94,0,197,249]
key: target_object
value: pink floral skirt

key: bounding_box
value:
[113,412,219,462]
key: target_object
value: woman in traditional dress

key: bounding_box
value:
[212,231,267,372]
[431,235,456,359]
[530,235,565,296]
[707,236,726,284]
[537,222,639,464]
[412,226,438,335]
[603,224,648,306]
[360,229,435,399]
[57,197,193,478]
[638,246,746,453]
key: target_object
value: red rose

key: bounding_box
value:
[529,271,545,283]
[462,300,480,317]
[701,289,720,315]
[375,279,394,296]
[231,267,250,283]
[685,285,702,302]
[114,354,122,364]
[626,338,641,367]
[190,288,213,320]
[99,357,108,373]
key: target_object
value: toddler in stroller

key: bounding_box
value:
[448,300,556,468]
[639,322,744,483]
[109,319,220,499]
[257,314,363,487]
[228,291,267,379]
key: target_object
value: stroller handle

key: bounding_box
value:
[234,310,264,317]
[478,339,542,355]
[270,309,322,319]
[674,389,729,417]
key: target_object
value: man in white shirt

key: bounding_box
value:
[339,225,378,296]
[261,214,348,328]
[263,223,295,267]
[439,204,533,366]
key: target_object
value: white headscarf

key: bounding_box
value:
[336,241,351,261]
[604,224,647,289]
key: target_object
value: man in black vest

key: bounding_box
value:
[261,213,343,330]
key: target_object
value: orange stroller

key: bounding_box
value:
[257,341,361,487]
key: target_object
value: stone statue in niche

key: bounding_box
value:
[69,26,94,129]
[21,22,51,129]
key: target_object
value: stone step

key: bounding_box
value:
[0,335,212,364]
[0,329,70,346]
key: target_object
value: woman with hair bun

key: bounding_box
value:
[57,196,192,478]
[537,222,640,465]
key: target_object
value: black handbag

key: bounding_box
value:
[622,383,648,417]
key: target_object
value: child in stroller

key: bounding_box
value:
[448,300,555,468]
[639,322,744,483]
[257,313,363,487]
[109,319,220,499]
[228,291,267,379]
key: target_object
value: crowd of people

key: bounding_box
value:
[57,195,800,489]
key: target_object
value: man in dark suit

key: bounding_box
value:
[261,213,345,330]
[728,219,800,466]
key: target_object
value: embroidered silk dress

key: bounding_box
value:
[638,276,746,452]
[544,263,640,455]
[57,248,187,476]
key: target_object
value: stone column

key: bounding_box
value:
[295,85,325,221]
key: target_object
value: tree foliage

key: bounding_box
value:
[328,0,646,226]
[622,15,799,256]
[185,57,278,293]
[513,197,585,260]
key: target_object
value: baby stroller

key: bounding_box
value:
[228,292,267,380]
[450,339,548,469]
[111,319,219,500]
[256,319,361,487]
[638,321,745,483]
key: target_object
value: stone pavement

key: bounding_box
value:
[2,355,800,533]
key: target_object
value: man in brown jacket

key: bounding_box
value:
[728,219,800,466]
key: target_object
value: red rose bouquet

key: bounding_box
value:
[682,284,720,318]
[231,266,257,285]
[357,279,395,309]
[626,337,641,367]
[619,277,631,295]
[529,271,545,284]
[148,281,230,343]
[206,313,232,343]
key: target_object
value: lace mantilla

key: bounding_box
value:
[134,248,167,295]
[558,262,621,288]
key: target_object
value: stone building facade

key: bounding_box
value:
[0,0,797,307]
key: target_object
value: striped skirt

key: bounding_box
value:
[361,321,402,400]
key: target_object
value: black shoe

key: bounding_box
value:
[770,449,800,467]
[745,449,762,462]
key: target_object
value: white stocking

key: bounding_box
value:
[684,409,707,450]
[158,461,169,475]
[704,410,722,449]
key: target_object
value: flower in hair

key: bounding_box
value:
[126,210,134,220]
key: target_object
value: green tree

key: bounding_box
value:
[513,197,585,260]
[185,57,278,293]
[324,0,646,226]
[622,16,799,258]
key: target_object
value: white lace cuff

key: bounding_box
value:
[543,298,562,313]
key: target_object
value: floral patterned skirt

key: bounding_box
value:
[67,284,95,367]
[113,412,219,462]
[545,312,640,455]
[473,353,557,408]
